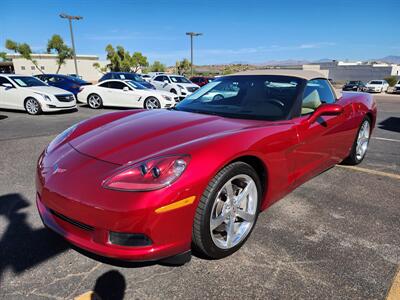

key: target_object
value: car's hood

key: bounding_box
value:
[70,110,267,165]
[28,86,72,95]
[366,84,382,87]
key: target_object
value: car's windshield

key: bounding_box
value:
[125,80,147,90]
[369,81,382,84]
[170,76,191,83]
[119,73,144,82]
[175,75,303,121]
[11,76,47,87]
[348,81,358,85]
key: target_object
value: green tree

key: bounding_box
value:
[131,52,149,73]
[0,52,8,62]
[5,39,43,73]
[384,76,398,87]
[92,62,108,74]
[105,44,149,73]
[148,60,166,72]
[47,34,73,74]
[175,58,191,75]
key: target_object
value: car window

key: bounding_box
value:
[177,75,302,121]
[98,82,109,88]
[191,78,199,83]
[154,76,163,82]
[48,76,61,83]
[108,81,128,90]
[301,79,335,115]
[0,77,14,86]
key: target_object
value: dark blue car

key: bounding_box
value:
[35,74,91,96]
[99,72,155,89]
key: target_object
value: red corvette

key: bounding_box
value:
[36,70,376,263]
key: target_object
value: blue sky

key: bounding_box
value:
[1,0,399,65]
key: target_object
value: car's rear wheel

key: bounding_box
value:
[24,98,42,115]
[342,116,371,165]
[144,97,161,109]
[87,94,103,109]
[192,162,262,259]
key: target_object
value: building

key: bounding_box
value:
[1,53,108,82]
[303,61,400,82]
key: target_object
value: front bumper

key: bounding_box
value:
[35,145,197,261]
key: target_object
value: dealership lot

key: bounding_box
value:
[0,95,399,299]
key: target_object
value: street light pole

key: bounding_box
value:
[186,32,202,76]
[60,13,83,76]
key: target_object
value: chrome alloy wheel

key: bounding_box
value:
[145,98,161,109]
[25,98,40,114]
[356,120,370,161]
[88,94,101,108]
[210,174,258,249]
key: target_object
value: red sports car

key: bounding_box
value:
[36,70,376,264]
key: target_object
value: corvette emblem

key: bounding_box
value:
[52,164,66,175]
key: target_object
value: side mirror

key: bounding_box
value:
[2,83,13,89]
[308,104,343,124]
[163,80,169,84]
[123,86,129,92]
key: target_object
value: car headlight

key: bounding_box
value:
[47,124,78,153]
[162,95,172,101]
[34,92,52,102]
[102,155,190,191]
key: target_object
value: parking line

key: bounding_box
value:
[74,291,98,300]
[336,165,400,180]
[372,137,400,143]
[386,267,400,300]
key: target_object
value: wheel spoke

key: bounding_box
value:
[210,213,225,230]
[224,181,235,202]
[226,216,235,248]
[236,209,254,222]
[235,180,254,207]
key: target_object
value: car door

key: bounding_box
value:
[107,81,140,107]
[151,75,164,89]
[290,79,349,186]
[0,77,20,109]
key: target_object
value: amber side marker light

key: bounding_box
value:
[155,196,196,214]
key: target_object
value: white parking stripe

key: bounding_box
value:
[336,165,400,180]
[372,137,400,143]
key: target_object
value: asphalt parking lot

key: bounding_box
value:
[0,95,399,299]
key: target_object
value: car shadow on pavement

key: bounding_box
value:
[0,115,8,120]
[378,117,400,133]
[0,193,69,284]
[92,270,126,300]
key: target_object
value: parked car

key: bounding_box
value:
[190,76,215,87]
[99,72,155,90]
[0,74,76,115]
[365,80,389,93]
[342,80,367,92]
[394,80,400,94]
[35,74,91,96]
[151,74,199,99]
[141,74,153,82]
[78,79,178,109]
[36,70,376,263]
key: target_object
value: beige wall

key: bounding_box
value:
[9,54,108,82]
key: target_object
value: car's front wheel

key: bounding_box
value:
[144,97,161,109]
[342,116,371,165]
[24,98,42,115]
[192,162,262,259]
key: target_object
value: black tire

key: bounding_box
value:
[212,94,224,101]
[144,97,161,109]
[170,89,177,94]
[24,97,42,115]
[342,116,371,165]
[192,162,262,259]
[87,94,103,109]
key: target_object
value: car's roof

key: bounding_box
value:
[231,69,326,80]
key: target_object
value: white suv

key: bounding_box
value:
[394,80,400,94]
[365,80,389,93]
[151,74,199,99]
[0,74,76,115]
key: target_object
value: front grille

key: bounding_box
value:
[50,209,94,231]
[56,94,75,102]
[187,87,199,92]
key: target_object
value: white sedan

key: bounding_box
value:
[365,80,389,93]
[0,74,77,115]
[78,79,179,109]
